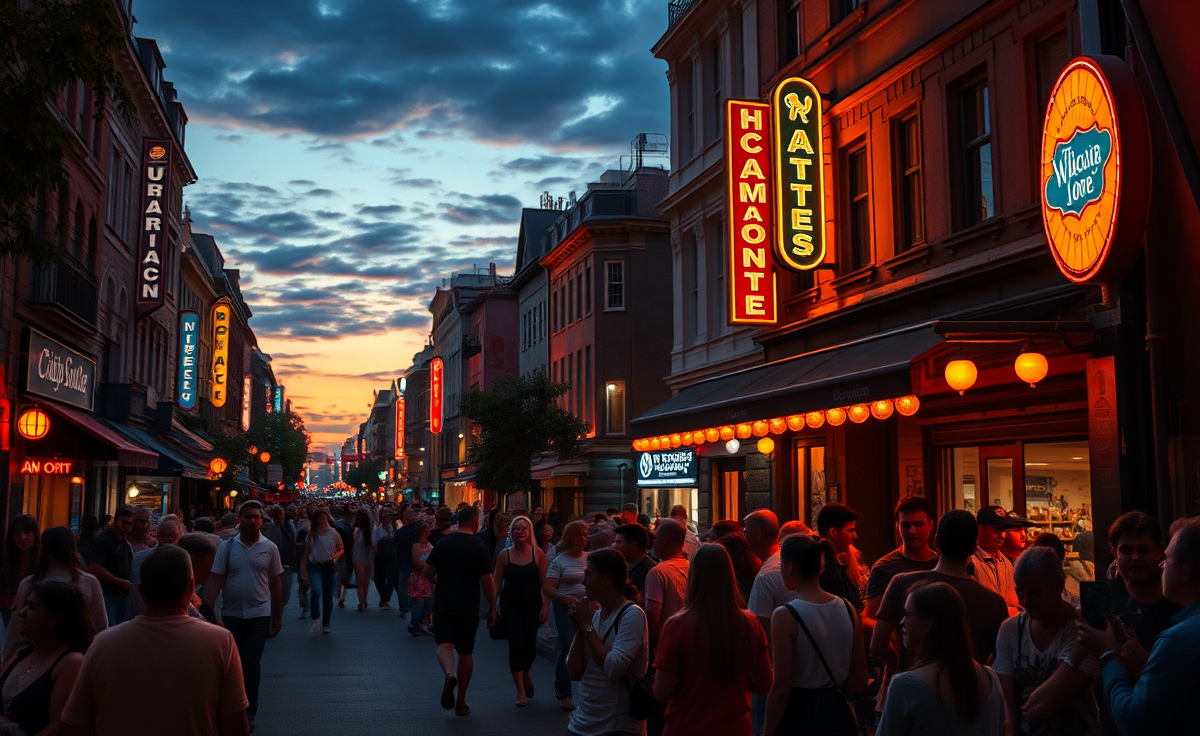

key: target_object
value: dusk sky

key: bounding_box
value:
[134,0,670,454]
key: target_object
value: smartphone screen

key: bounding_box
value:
[1080,580,1110,629]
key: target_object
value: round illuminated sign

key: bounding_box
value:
[1040,56,1149,284]
[16,408,50,440]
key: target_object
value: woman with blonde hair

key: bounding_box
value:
[545,519,589,710]
[493,515,549,705]
[654,544,773,735]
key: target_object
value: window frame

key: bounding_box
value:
[956,77,996,228]
[604,260,626,311]
[893,112,925,254]
[605,380,627,436]
[844,143,871,271]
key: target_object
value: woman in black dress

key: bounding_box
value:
[0,581,93,735]
[492,515,549,707]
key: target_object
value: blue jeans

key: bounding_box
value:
[553,601,577,701]
[307,562,336,626]
[223,616,270,720]
[410,596,431,628]
[104,594,129,626]
[396,569,412,612]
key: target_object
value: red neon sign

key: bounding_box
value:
[430,357,444,434]
[727,99,778,324]
[19,459,75,475]
[395,396,405,459]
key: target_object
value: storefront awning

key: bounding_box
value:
[40,403,158,469]
[530,457,590,479]
[106,423,207,478]
[630,327,945,438]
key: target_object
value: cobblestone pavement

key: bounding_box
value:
[252,587,570,735]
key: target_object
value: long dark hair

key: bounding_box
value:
[34,527,84,583]
[586,548,637,601]
[680,544,754,682]
[29,581,95,652]
[4,515,39,594]
[716,532,762,595]
[908,581,982,721]
[354,509,374,547]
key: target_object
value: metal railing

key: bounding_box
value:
[30,256,98,325]
[668,0,694,27]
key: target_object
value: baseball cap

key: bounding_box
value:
[977,506,1032,530]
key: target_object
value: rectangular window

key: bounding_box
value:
[605,261,625,310]
[960,80,995,226]
[707,217,726,335]
[575,272,583,322]
[783,0,802,62]
[568,277,575,325]
[732,11,745,98]
[847,145,871,270]
[831,0,860,25]
[708,42,722,143]
[585,265,592,315]
[680,62,695,160]
[606,380,626,435]
[585,345,592,430]
[575,351,583,417]
[552,286,559,332]
[1035,31,1070,123]
[567,355,574,414]
[795,443,827,526]
[895,114,924,253]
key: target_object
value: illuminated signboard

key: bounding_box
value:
[177,311,199,409]
[726,99,778,325]
[636,448,697,488]
[25,329,95,411]
[772,77,826,271]
[211,300,231,408]
[273,386,284,414]
[1040,56,1148,285]
[19,458,75,475]
[136,140,172,317]
[394,396,405,460]
[430,357,444,434]
[241,375,252,431]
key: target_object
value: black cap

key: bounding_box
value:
[977,506,1032,530]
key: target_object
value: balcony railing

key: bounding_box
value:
[30,256,97,325]
[668,0,694,27]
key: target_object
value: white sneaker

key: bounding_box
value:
[310,619,320,637]
[323,626,332,634]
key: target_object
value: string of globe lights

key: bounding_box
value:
[631,395,922,455]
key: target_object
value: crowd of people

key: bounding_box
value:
[0,495,1194,735]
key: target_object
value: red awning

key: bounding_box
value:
[41,403,158,469]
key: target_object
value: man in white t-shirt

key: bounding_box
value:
[669,505,701,558]
[206,501,283,732]
[644,519,689,654]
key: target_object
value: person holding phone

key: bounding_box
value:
[1076,517,1200,735]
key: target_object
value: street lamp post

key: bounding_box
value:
[618,463,628,506]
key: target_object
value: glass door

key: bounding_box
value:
[979,444,1024,512]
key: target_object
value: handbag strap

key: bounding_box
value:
[602,602,635,644]
[787,599,852,694]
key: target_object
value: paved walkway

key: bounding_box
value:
[253,587,570,735]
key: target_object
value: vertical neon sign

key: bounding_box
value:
[211,300,231,408]
[726,99,778,324]
[430,357,444,434]
[395,396,405,459]
[177,311,199,408]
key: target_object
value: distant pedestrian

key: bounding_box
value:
[644,519,689,653]
[86,506,133,626]
[2,515,40,627]
[262,507,296,613]
[393,508,420,618]
[206,500,282,733]
[128,508,154,553]
[300,510,343,635]
[493,516,549,706]
[372,510,397,609]
[178,533,219,621]
[970,506,1023,616]
[332,509,355,609]
[876,581,1006,736]
[407,520,434,636]
[62,545,250,736]
[668,506,700,558]
[352,509,376,611]
[0,581,92,735]
[4,527,107,661]
[613,524,655,602]
[546,520,589,710]
[129,517,183,617]
[423,506,496,716]
[816,503,864,612]
[655,544,773,736]
[428,507,454,546]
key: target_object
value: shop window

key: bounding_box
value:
[606,380,626,435]
[642,488,700,523]
[795,442,826,526]
[959,79,995,226]
[605,261,625,310]
[1024,441,1093,560]
[894,113,924,253]
[846,145,871,270]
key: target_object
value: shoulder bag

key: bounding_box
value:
[782,599,859,736]
[605,603,664,721]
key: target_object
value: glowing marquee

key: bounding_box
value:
[1040,56,1148,284]
[211,300,231,408]
[430,357,444,434]
[772,77,827,271]
[177,311,199,409]
[726,100,778,325]
[136,140,171,317]
[395,396,405,459]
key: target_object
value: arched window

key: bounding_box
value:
[71,201,84,261]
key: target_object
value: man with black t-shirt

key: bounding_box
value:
[1106,511,1182,649]
[816,503,864,612]
[863,496,938,633]
[423,506,496,716]
[88,505,135,625]
[613,524,656,601]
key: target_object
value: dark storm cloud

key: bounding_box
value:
[440,193,522,225]
[386,169,443,189]
[503,155,585,173]
[305,188,338,198]
[133,0,668,149]
[358,204,404,217]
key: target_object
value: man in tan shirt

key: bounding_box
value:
[970,506,1027,616]
[62,545,249,736]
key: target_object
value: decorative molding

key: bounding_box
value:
[882,243,932,274]
[829,264,877,291]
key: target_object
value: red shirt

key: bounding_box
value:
[655,608,772,736]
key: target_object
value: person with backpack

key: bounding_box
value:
[764,534,868,736]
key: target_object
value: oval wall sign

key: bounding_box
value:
[1040,56,1149,285]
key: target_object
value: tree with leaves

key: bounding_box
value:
[2,0,133,262]
[459,370,590,498]
[343,457,385,494]
[246,411,311,486]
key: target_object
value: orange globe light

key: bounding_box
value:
[756,437,775,455]
[945,359,978,395]
[650,437,661,450]
[826,407,847,426]
[735,423,752,440]
[661,436,672,449]
[752,420,769,437]
[1014,352,1049,388]
[705,428,720,443]
[848,404,871,424]
[16,408,50,440]
[693,431,707,445]
[805,411,825,429]
[670,433,682,448]
[719,426,735,441]
[895,395,921,416]
[248,445,259,456]
[781,416,800,433]
[209,457,228,475]
[260,452,271,463]
[870,399,895,421]
[681,432,693,446]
